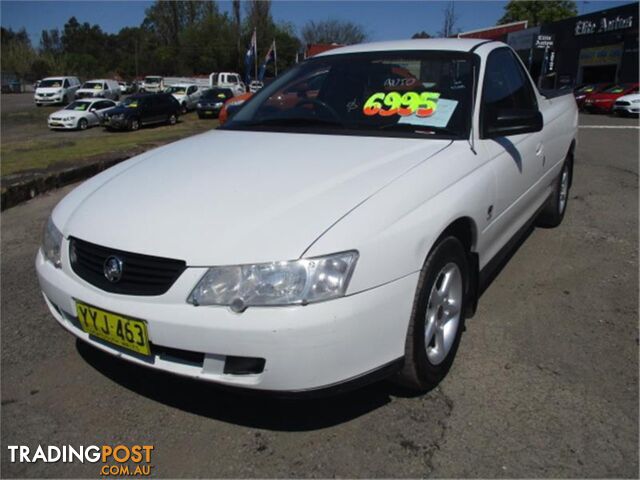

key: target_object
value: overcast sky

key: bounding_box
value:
[1,0,634,45]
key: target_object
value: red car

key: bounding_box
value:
[583,83,640,113]
[574,83,612,110]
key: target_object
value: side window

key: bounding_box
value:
[188,86,196,95]
[482,48,537,113]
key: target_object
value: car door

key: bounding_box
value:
[137,97,154,124]
[477,47,546,262]
[91,100,115,125]
[186,86,198,108]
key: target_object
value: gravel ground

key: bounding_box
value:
[1,113,638,478]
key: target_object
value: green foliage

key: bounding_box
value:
[300,19,368,45]
[0,0,355,81]
[498,0,578,26]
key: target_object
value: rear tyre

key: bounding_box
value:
[536,158,571,228]
[395,236,468,391]
[197,113,204,119]
[128,118,140,131]
[36,103,42,107]
[181,102,188,114]
[62,95,68,105]
[77,118,88,130]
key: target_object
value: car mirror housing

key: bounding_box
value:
[483,108,543,138]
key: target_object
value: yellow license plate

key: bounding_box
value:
[75,301,151,356]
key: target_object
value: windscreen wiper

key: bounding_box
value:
[379,123,460,136]
[237,117,345,128]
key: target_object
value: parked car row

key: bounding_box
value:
[574,82,639,115]
[47,93,181,132]
[34,76,139,106]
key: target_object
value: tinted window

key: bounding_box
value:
[482,48,536,112]
[63,79,70,88]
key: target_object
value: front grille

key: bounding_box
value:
[615,101,630,106]
[69,237,186,296]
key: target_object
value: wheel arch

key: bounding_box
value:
[431,216,479,318]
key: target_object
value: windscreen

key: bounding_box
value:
[224,50,477,138]
[202,88,233,100]
[166,86,187,94]
[39,79,63,88]
[64,101,91,111]
[145,77,161,84]
[83,82,103,90]
[603,84,630,94]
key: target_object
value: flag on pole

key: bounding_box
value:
[258,40,277,81]
[244,28,257,84]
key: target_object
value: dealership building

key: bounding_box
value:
[458,2,638,88]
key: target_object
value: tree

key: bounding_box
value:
[1,27,37,80]
[438,2,459,38]
[300,19,367,45]
[411,31,432,39]
[498,0,577,26]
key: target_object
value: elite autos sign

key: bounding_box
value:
[575,15,634,36]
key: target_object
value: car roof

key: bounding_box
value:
[169,83,197,87]
[315,38,494,57]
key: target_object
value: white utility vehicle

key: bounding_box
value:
[141,76,164,93]
[75,79,121,100]
[34,76,81,106]
[47,98,117,130]
[37,40,577,394]
[209,72,246,96]
[165,83,202,113]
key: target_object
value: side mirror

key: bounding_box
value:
[483,108,543,138]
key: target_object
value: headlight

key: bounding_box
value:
[188,251,358,311]
[632,99,640,104]
[196,102,202,108]
[42,216,63,268]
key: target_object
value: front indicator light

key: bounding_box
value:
[188,251,358,311]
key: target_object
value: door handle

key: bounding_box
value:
[535,143,544,156]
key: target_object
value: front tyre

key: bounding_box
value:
[167,113,177,125]
[77,118,88,130]
[128,118,140,131]
[536,158,571,228]
[395,236,468,391]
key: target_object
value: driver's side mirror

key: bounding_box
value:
[482,108,543,138]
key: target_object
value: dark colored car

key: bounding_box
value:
[574,83,612,110]
[583,83,640,113]
[103,93,180,131]
[196,88,235,119]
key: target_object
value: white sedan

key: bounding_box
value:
[613,92,640,116]
[47,99,117,130]
[36,39,577,394]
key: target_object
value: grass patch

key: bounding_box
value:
[1,115,217,177]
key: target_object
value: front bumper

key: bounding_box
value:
[613,103,640,115]
[35,95,64,104]
[36,247,417,392]
[48,119,76,129]
[103,117,129,129]
[197,107,222,116]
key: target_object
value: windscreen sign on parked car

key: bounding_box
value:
[83,82,103,90]
[65,101,91,111]
[224,51,475,138]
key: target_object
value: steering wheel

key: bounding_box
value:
[294,98,343,124]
